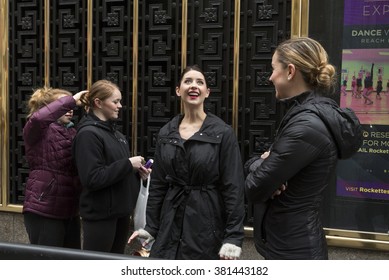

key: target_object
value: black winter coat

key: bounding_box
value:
[245,91,362,260]
[144,113,245,259]
[72,113,140,220]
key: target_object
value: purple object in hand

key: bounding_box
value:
[144,159,154,169]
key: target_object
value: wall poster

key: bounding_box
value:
[334,0,389,234]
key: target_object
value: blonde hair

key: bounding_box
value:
[27,87,72,118]
[79,80,120,110]
[276,37,336,91]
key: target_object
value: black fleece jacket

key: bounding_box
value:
[72,113,140,220]
[245,91,362,259]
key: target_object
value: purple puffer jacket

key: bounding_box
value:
[23,95,81,219]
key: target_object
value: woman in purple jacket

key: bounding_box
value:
[23,87,86,249]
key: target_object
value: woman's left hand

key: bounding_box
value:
[73,90,88,106]
[219,243,242,260]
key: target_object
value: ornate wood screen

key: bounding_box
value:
[4,0,292,221]
[7,1,89,205]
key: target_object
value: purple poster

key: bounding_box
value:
[344,0,389,26]
[337,0,389,201]
[337,125,389,200]
[343,0,389,49]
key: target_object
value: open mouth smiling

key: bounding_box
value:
[188,91,199,97]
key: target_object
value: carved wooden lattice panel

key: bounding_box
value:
[187,0,234,123]
[8,1,88,204]
[49,1,88,91]
[137,1,181,158]
[93,0,133,137]
[49,1,88,125]
[239,0,291,225]
[7,0,291,209]
[240,0,291,160]
[9,0,44,204]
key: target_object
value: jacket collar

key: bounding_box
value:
[78,111,117,132]
[162,112,224,141]
[281,91,312,107]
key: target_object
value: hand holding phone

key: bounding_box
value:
[143,159,154,169]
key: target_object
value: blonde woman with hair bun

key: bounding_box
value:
[23,86,87,249]
[245,37,362,259]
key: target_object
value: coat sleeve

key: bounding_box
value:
[245,116,327,202]
[144,134,169,237]
[73,129,133,191]
[218,126,245,247]
[23,96,76,145]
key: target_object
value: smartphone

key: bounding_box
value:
[143,159,154,169]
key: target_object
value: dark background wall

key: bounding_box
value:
[4,0,388,255]
[7,1,292,229]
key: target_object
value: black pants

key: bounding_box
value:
[82,215,131,254]
[24,212,81,249]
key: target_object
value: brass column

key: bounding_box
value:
[291,0,309,37]
[232,0,241,135]
[0,0,9,208]
[44,0,50,86]
[132,0,139,155]
[181,0,188,70]
[87,0,93,89]
[180,0,188,114]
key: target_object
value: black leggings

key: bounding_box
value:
[24,212,81,249]
[82,215,131,254]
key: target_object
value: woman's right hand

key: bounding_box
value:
[138,166,152,181]
[128,229,154,246]
[73,90,88,106]
[129,156,145,169]
[271,183,287,199]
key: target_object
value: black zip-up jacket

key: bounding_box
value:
[72,113,139,220]
[144,113,245,259]
[246,91,362,260]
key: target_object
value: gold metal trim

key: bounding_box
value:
[180,0,188,114]
[326,228,389,251]
[87,0,93,89]
[244,227,389,251]
[291,0,309,38]
[0,205,23,213]
[325,228,389,242]
[132,0,139,155]
[0,0,9,209]
[0,1,28,212]
[44,0,50,87]
[300,0,309,36]
[181,0,188,70]
[232,0,240,134]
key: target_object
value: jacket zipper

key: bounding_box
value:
[38,178,55,201]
